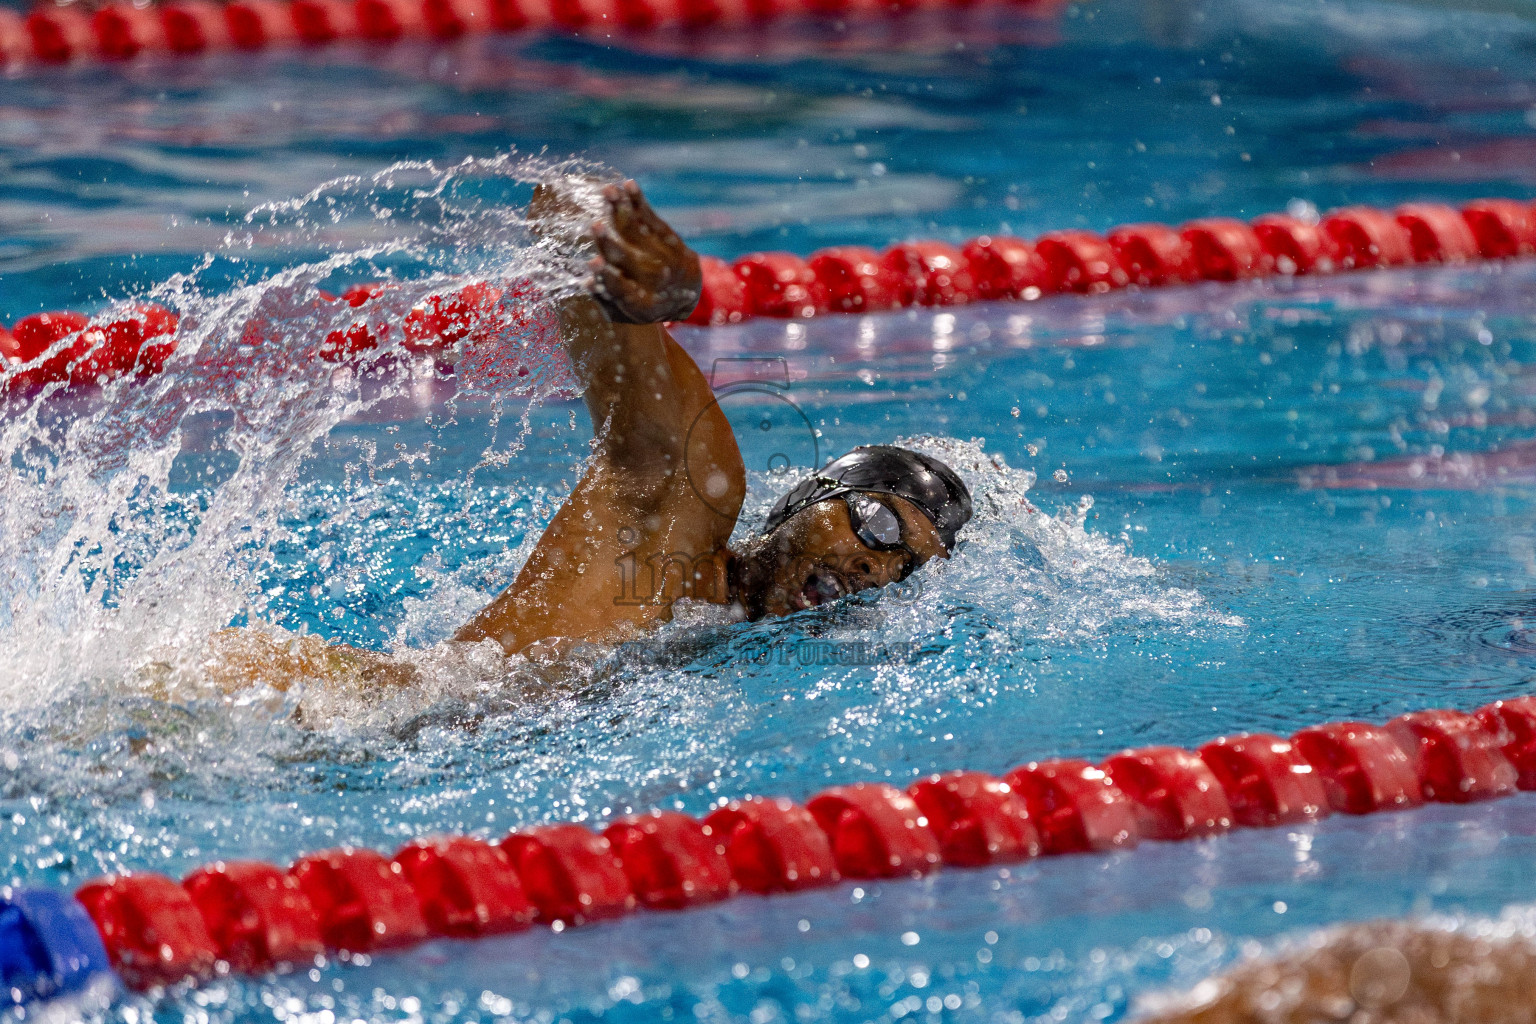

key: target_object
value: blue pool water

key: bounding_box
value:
[4,0,1536,1019]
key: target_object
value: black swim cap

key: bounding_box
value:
[763,445,973,550]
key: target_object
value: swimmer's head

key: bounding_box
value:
[730,446,973,619]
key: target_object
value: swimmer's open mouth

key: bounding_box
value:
[795,571,846,610]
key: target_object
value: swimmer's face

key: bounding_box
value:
[736,493,949,619]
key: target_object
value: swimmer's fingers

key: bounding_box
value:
[591,262,652,322]
[605,181,656,243]
[604,182,635,233]
[592,223,660,279]
[608,180,686,255]
[591,180,699,322]
[623,182,686,250]
[593,259,661,312]
[618,183,698,307]
[592,256,699,323]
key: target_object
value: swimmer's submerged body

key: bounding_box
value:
[209,178,972,690]
[1135,917,1536,1024]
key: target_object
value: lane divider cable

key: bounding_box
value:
[4,697,1534,1003]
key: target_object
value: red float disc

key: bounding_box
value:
[1320,207,1413,269]
[426,0,499,34]
[1001,759,1138,854]
[0,9,26,63]
[1033,231,1128,294]
[732,253,827,319]
[502,824,636,925]
[673,0,726,26]
[159,1,230,51]
[961,235,1046,301]
[1394,203,1480,264]
[882,241,981,306]
[92,4,166,58]
[1461,199,1536,259]
[5,311,90,391]
[1196,733,1329,827]
[611,0,665,31]
[355,0,428,39]
[341,282,393,307]
[289,847,430,952]
[809,246,901,314]
[1385,709,1518,803]
[483,0,538,30]
[401,281,504,352]
[1250,214,1329,275]
[393,836,534,937]
[290,0,359,43]
[907,771,1040,866]
[1100,746,1232,840]
[182,860,325,973]
[684,256,751,326]
[1106,224,1196,287]
[704,796,840,892]
[1290,721,1421,814]
[602,811,737,909]
[1180,218,1271,281]
[5,311,88,365]
[75,873,218,989]
[70,304,180,385]
[27,6,102,62]
[421,0,467,35]
[1475,696,1536,790]
[224,0,299,47]
[805,783,942,878]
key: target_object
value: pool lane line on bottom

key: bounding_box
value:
[5,695,1536,1006]
[3,197,1536,396]
[1,0,1064,69]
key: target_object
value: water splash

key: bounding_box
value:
[0,155,1248,820]
[0,153,609,715]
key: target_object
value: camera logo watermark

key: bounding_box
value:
[684,356,820,518]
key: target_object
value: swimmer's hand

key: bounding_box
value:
[531,179,701,325]
[197,628,418,697]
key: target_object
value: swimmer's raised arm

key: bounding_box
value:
[199,178,969,691]
[456,176,971,661]
[455,180,743,655]
[540,180,703,493]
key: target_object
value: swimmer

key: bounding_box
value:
[1133,917,1536,1024]
[454,177,973,659]
[193,177,971,691]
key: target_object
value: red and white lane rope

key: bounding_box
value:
[0,0,1061,66]
[5,197,1534,397]
[53,696,1536,990]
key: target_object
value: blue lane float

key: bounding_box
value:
[0,887,116,1007]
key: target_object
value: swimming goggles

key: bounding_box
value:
[841,492,919,579]
[762,445,972,550]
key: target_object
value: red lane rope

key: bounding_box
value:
[5,198,1535,398]
[9,198,1536,399]
[684,198,1536,326]
[0,0,1061,66]
[66,696,1536,989]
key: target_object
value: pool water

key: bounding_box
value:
[4,0,1536,1019]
